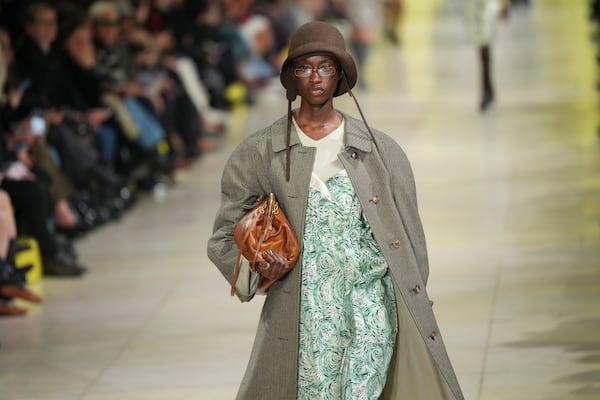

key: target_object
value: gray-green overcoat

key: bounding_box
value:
[207,112,464,400]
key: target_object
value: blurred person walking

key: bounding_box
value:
[465,0,511,111]
[329,0,383,89]
[383,0,404,45]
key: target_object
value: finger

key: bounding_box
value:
[265,249,286,260]
[262,251,279,263]
[263,252,284,268]
[261,253,274,264]
[264,249,277,258]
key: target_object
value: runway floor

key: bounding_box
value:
[1,0,599,399]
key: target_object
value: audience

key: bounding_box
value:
[0,0,368,317]
[1,109,86,277]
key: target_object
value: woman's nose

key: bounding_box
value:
[309,69,322,82]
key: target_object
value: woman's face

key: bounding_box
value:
[94,9,121,46]
[26,7,58,50]
[293,55,340,106]
[66,24,93,55]
[64,23,96,68]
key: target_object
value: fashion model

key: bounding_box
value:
[208,21,464,400]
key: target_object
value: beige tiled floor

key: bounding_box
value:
[2,0,600,399]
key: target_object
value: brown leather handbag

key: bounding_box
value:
[231,193,300,296]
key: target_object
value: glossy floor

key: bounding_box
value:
[1,0,599,399]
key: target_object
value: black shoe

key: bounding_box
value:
[43,250,87,277]
[54,234,78,262]
[90,163,124,188]
[384,29,400,46]
[480,88,495,112]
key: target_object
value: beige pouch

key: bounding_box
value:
[234,258,260,302]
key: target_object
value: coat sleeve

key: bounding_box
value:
[206,133,269,301]
[378,134,431,285]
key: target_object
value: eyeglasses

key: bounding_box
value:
[97,19,120,27]
[293,64,337,78]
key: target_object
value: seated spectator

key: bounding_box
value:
[12,2,65,111]
[55,11,122,165]
[131,0,231,135]
[55,8,168,194]
[89,0,215,164]
[1,110,86,277]
[256,0,330,41]
[186,0,247,111]
[222,0,282,87]
[3,19,126,235]
[1,25,86,234]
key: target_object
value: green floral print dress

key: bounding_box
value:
[297,170,398,400]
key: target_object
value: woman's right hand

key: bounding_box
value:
[255,250,289,281]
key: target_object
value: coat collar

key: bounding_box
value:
[271,110,373,154]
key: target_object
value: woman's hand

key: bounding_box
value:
[255,250,289,281]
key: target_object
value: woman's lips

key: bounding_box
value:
[310,86,324,95]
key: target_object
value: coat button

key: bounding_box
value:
[350,152,358,159]
[411,285,421,294]
[429,331,438,340]
[390,240,401,248]
[370,196,380,204]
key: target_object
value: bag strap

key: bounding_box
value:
[251,194,276,264]
[344,74,379,153]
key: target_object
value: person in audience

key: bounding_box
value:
[131,0,228,146]
[1,25,89,234]
[1,110,86,277]
[186,0,246,111]
[13,2,65,110]
[223,0,282,87]
[6,8,126,233]
[90,0,218,163]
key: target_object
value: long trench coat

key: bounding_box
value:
[207,111,464,400]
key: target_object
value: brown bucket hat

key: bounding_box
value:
[280,21,357,101]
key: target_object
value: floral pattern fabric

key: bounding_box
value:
[297,170,398,400]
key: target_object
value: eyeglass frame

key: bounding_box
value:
[293,63,338,78]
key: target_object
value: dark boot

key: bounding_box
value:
[0,258,42,304]
[479,46,495,111]
[42,248,86,277]
[6,239,20,267]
